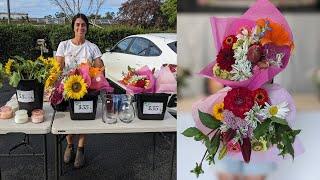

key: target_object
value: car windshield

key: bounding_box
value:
[167,41,177,53]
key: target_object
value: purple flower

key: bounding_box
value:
[263,44,290,68]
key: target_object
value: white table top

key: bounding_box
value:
[0,101,55,135]
[51,103,177,134]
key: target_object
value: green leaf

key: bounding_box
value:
[271,117,288,126]
[218,144,227,160]
[254,119,271,138]
[191,162,204,178]
[198,110,222,130]
[9,72,21,87]
[182,127,201,137]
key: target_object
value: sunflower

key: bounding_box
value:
[64,75,87,100]
[212,102,224,121]
[45,73,58,90]
[5,59,14,75]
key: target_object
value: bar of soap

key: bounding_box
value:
[0,106,13,119]
[31,109,45,123]
[15,110,29,124]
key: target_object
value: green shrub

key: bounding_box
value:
[0,24,175,63]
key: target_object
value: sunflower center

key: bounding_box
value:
[269,106,278,116]
[71,82,82,93]
[235,97,244,105]
[218,108,223,114]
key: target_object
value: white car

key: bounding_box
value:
[101,33,177,81]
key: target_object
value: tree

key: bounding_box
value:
[44,15,53,19]
[104,11,115,20]
[161,0,176,28]
[116,0,165,28]
[55,12,66,18]
[50,0,105,25]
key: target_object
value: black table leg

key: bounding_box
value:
[170,133,176,180]
[55,135,59,180]
[43,134,48,180]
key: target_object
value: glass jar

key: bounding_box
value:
[118,94,135,123]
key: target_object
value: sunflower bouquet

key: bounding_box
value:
[4,56,61,88]
[183,84,303,177]
[50,63,113,106]
[199,0,294,90]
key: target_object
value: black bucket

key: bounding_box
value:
[16,79,44,116]
[135,93,170,120]
[51,100,69,112]
[69,91,98,120]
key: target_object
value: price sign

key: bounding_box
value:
[17,90,34,103]
[143,102,163,114]
[74,101,93,113]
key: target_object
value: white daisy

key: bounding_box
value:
[260,102,290,119]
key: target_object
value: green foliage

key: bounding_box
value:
[198,110,223,130]
[191,162,204,178]
[0,24,173,63]
[161,0,177,28]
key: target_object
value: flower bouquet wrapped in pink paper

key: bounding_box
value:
[183,84,303,177]
[199,0,294,90]
[119,66,156,94]
[154,65,177,94]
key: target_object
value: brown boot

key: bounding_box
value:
[63,144,75,164]
[74,147,85,168]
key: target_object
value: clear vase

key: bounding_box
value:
[118,95,135,123]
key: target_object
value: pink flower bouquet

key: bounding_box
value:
[183,84,303,177]
[199,0,294,90]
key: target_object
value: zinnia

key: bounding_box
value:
[253,88,269,106]
[216,47,235,71]
[224,88,254,119]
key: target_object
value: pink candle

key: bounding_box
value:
[31,109,45,123]
[0,106,13,119]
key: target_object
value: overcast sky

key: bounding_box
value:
[0,0,126,17]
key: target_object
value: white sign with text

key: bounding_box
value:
[17,90,35,103]
[74,101,93,113]
[143,102,163,114]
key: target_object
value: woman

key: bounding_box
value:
[55,13,104,168]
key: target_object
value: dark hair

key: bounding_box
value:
[71,13,89,32]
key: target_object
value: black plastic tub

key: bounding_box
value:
[69,92,98,120]
[135,93,170,120]
[16,79,44,116]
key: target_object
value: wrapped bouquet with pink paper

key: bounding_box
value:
[183,84,303,177]
[199,0,294,90]
[120,65,177,120]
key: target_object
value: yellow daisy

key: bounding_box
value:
[64,75,87,100]
[212,102,224,121]
[5,59,14,75]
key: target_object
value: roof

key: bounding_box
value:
[128,33,177,44]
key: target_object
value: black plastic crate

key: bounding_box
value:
[69,92,98,120]
[135,93,170,120]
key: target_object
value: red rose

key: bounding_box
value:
[224,87,254,119]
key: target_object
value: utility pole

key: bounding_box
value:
[7,0,11,24]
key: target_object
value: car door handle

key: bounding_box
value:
[135,63,142,66]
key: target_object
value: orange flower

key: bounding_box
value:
[89,67,102,78]
[256,19,294,49]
